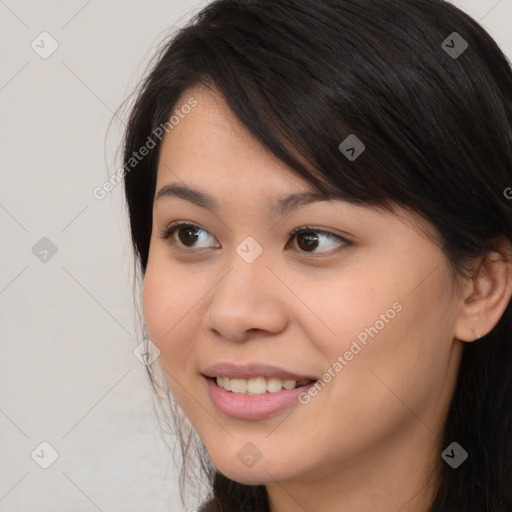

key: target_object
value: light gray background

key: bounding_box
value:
[0,1,511,511]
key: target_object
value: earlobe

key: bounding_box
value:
[454,240,512,343]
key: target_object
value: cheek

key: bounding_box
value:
[319,274,457,440]
[142,258,198,369]
[287,263,403,362]
[295,256,455,419]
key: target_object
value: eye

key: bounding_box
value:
[159,221,219,249]
[287,226,350,254]
[159,221,350,254]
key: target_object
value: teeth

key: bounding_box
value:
[282,379,296,390]
[215,376,309,395]
[247,377,266,394]
[216,377,232,391]
[222,377,232,391]
[230,378,247,393]
[266,377,285,393]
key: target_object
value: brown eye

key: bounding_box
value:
[177,226,200,247]
[159,222,219,249]
[289,227,349,254]
[295,231,319,252]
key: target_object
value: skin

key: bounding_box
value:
[142,85,512,512]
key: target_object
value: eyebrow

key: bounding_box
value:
[155,183,338,217]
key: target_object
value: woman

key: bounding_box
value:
[121,0,512,510]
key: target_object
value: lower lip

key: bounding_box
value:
[205,377,316,420]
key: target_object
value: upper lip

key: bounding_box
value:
[202,362,318,381]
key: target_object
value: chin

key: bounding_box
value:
[209,449,299,486]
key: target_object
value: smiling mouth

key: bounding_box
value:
[210,376,315,396]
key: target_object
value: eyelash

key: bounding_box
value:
[158,221,351,255]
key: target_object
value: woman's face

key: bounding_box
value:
[143,85,465,487]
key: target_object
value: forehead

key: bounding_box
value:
[156,84,315,193]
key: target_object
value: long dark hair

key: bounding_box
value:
[121,0,512,510]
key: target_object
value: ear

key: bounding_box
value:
[454,237,512,342]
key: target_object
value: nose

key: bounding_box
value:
[202,254,288,342]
